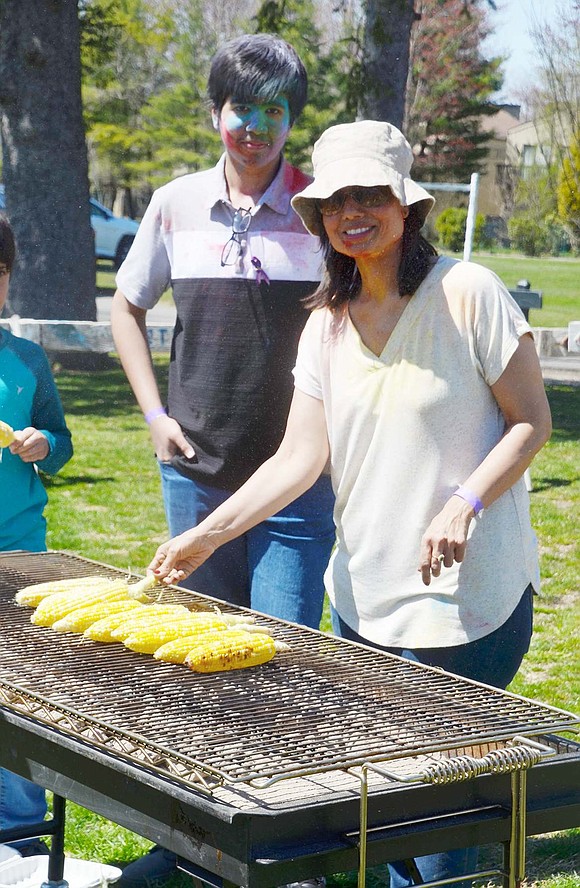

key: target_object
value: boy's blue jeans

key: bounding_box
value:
[0,769,47,833]
[331,585,534,888]
[159,464,336,629]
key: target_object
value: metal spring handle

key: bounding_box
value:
[421,743,542,785]
[359,735,554,786]
[356,737,555,888]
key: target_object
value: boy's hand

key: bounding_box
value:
[10,428,50,463]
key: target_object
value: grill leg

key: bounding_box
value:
[503,769,528,888]
[41,794,67,888]
[358,765,369,888]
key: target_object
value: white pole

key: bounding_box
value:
[463,172,480,262]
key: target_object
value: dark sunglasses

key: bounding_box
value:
[221,207,252,266]
[317,186,393,217]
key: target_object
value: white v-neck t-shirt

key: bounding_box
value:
[293,256,539,648]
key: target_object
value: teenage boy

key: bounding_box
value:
[112,32,332,888]
[111,34,334,633]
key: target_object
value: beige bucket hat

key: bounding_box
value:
[291,120,435,236]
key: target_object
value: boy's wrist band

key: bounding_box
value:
[454,486,484,516]
[144,407,167,425]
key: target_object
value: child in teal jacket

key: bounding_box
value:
[0,213,73,849]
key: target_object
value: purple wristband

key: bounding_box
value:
[144,406,167,425]
[454,485,484,516]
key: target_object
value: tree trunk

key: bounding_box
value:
[359,0,417,128]
[0,0,96,320]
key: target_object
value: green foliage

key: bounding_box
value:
[82,0,227,193]
[507,166,570,257]
[508,215,552,257]
[557,132,580,253]
[406,0,502,182]
[434,207,486,252]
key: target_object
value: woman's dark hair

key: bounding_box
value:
[208,34,308,123]
[305,205,438,312]
[0,214,16,271]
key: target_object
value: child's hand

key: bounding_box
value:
[10,428,50,463]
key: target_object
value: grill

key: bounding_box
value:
[0,551,578,888]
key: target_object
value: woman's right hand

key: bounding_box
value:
[148,530,217,584]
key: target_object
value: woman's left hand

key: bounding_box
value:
[418,496,475,585]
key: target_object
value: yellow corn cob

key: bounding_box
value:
[52,599,143,634]
[110,604,193,641]
[0,420,15,447]
[31,580,132,627]
[126,573,159,602]
[123,615,231,654]
[84,605,150,642]
[184,629,279,672]
[16,575,115,607]
[153,634,216,664]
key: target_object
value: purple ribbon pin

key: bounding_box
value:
[251,256,270,285]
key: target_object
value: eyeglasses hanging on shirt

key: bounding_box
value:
[221,207,270,285]
[221,208,252,267]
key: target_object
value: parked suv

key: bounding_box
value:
[0,186,139,269]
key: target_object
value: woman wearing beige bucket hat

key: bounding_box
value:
[147,121,552,887]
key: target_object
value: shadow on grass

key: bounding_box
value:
[43,474,114,488]
[54,358,169,418]
[532,477,577,493]
[545,385,580,442]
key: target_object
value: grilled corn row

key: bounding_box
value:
[31,580,134,627]
[122,615,234,654]
[184,629,280,672]
[52,599,144,634]
[0,420,15,448]
[84,606,150,642]
[16,575,117,607]
[110,605,195,641]
[17,572,157,608]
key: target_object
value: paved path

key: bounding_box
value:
[96,296,580,386]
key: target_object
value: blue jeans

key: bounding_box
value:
[0,538,48,837]
[159,464,336,629]
[331,585,534,888]
[0,771,47,834]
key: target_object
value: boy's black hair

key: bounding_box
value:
[208,34,308,123]
[0,214,16,271]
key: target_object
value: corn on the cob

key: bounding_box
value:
[31,580,132,627]
[126,573,159,602]
[52,599,143,634]
[184,629,279,672]
[110,604,192,641]
[123,614,233,654]
[0,420,15,448]
[16,575,115,608]
[84,606,149,642]
[153,634,217,664]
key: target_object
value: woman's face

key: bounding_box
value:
[216,96,292,172]
[321,186,409,263]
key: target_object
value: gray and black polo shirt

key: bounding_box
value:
[116,155,322,489]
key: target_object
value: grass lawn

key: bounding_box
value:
[36,358,580,887]
[453,252,579,329]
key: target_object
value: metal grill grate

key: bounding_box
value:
[1,551,577,791]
